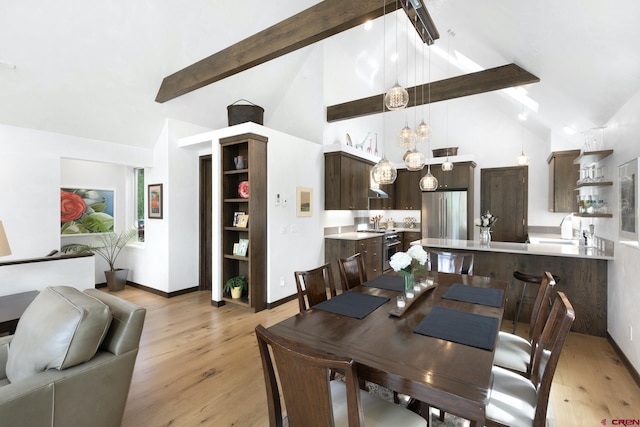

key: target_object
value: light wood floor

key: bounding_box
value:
[115,287,640,427]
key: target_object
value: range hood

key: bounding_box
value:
[368,188,389,199]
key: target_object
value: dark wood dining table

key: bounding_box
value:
[267,272,508,427]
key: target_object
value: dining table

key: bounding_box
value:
[267,272,508,426]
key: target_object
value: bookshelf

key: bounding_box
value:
[220,133,267,311]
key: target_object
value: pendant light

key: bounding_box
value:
[373,0,397,185]
[416,32,431,142]
[441,29,455,172]
[404,28,425,171]
[419,161,438,191]
[516,101,530,166]
[384,0,409,111]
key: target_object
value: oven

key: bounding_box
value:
[383,231,401,271]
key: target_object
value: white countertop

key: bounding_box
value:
[412,237,614,260]
[325,228,422,241]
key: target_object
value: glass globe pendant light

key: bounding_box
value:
[372,156,398,184]
[516,102,530,166]
[398,120,417,148]
[416,32,431,143]
[441,158,453,171]
[372,0,397,185]
[404,147,425,171]
[441,29,455,173]
[419,163,438,191]
[384,0,408,111]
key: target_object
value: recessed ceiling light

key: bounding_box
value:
[364,20,373,31]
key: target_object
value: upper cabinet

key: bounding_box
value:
[429,161,476,191]
[548,150,580,212]
[325,152,373,210]
[395,169,422,210]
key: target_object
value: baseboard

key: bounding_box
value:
[607,332,640,388]
[266,293,297,309]
[96,281,199,298]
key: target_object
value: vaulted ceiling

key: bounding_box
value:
[2,0,640,149]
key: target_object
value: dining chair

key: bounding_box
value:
[485,291,575,427]
[294,263,337,312]
[337,253,367,292]
[255,324,427,427]
[428,250,474,275]
[493,271,556,376]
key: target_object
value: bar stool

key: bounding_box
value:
[512,271,560,333]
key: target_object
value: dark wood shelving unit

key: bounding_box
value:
[574,213,613,218]
[575,181,613,189]
[573,149,614,165]
[220,133,268,312]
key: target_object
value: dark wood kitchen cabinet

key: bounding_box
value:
[548,149,580,212]
[430,161,476,190]
[395,169,422,210]
[325,152,373,210]
[400,231,422,251]
[324,236,383,287]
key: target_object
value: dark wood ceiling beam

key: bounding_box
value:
[155,0,401,103]
[326,63,540,122]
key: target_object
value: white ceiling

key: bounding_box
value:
[2,0,640,149]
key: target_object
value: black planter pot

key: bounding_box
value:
[104,269,128,292]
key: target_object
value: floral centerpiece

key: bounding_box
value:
[475,210,498,245]
[389,245,430,291]
[475,210,498,228]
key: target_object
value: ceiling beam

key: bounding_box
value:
[155,0,401,103]
[326,64,540,122]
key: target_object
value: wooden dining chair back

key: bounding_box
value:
[528,271,556,343]
[294,263,337,312]
[486,291,575,427]
[529,292,575,421]
[337,253,367,292]
[255,324,364,427]
[428,251,474,275]
[255,325,427,427]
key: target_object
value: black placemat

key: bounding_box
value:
[413,306,499,351]
[362,275,404,292]
[441,283,504,308]
[313,292,390,319]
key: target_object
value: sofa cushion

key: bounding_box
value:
[6,286,112,383]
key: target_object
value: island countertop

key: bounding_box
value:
[411,237,614,261]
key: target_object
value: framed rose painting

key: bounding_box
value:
[60,188,115,235]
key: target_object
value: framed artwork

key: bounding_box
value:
[233,211,245,227]
[296,187,312,217]
[61,188,115,235]
[236,214,249,228]
[237,238,249,257]
[619,158,638,241]
[148,184,163,219]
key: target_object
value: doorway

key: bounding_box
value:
[480,166,528,242]
[199,155,212,291]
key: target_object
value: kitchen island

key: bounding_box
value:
[412,237,613,336]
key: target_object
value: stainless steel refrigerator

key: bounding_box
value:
[421,191,468,239]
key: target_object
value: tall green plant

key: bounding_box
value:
[62,226,138,271]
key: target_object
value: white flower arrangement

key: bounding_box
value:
[475,210,498,228]
[389,245,429,276]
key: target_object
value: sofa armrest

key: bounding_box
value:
[0,335,11,380]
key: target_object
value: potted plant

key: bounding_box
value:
[62,226,138,292]
[224,275,248,299]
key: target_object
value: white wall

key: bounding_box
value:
[180,122,324,304]
[0,124,152,259]
[597,90,640,372]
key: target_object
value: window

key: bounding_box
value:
[135,168,145,242]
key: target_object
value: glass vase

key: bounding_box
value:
[479,227,491,246]
[404,273,415,294]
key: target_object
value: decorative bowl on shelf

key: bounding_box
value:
[238,181,249,198]
[432,147,458,157]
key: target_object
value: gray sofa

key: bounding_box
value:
[0,287,146,427]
